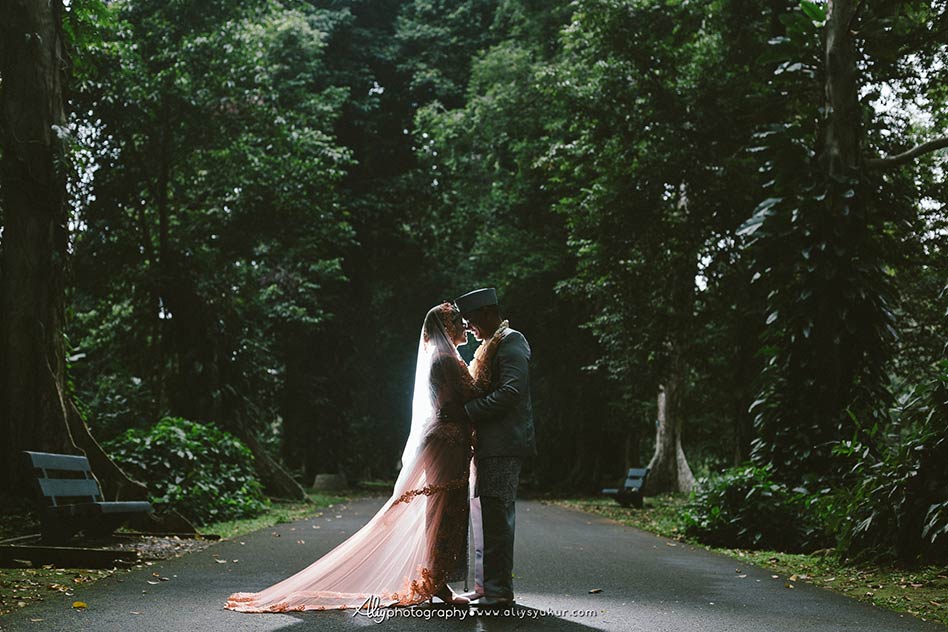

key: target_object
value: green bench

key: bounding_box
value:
[601,467,649,508]
[25,451,153,543]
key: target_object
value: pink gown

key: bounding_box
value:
[225,336,477,613]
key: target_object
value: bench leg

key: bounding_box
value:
[40,517,78,544]
[83,514,126,539]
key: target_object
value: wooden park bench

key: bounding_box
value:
[24,450,153,543]
[601,467,649,509]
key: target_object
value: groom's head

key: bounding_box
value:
[454,288,502,342]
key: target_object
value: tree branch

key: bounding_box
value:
[866,136,948,169]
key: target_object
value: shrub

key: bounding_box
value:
[680,462,831,552]
[829,360,948,563]
[104,417,270,525]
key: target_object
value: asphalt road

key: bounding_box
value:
[0,496,942,632]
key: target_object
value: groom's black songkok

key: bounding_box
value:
[454,287,498,314]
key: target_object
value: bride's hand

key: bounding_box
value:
[439,401,469,423]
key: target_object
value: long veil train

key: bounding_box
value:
[225,309,471,612]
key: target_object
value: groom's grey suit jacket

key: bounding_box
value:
[464,328,537,459]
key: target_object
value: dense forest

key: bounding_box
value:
[1,0,946,564]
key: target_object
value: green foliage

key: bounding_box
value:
[42,0,948,568]
[828,359,948,563]
[67,0,355,454]
[395,0,501,107]
[410,1,621,488]
[104,417,269,525]
[738,0,947,488]
[740,120,898,483]
[681,463,831,552]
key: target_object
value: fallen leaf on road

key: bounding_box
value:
[737,574,747,579]
[72,601,88,609]
[29,618,44,622]
[147,581,159,585]
[771,575,779,579]
[215,559,227,564]
[789,574,798,581]
[129,611,143,615]
[785,583,794,589]
[665,542,677,547]
[297,540,305,545]
[589,588,602,594]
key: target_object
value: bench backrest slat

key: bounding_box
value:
[25,451,91,472]
[37,477,102,499]
[24,450,103,506]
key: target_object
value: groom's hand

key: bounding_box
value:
[440,401,470,423]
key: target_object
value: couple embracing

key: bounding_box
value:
[225,288,536,613]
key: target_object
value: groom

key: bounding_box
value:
[443,288,536,609]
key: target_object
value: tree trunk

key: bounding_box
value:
[624,422,641,470]
[643,184,697,495]
[153,98,173,416]
[644,358,696,495]
[0,0,78,497]
[822,0,860,178]
[733,307,758,464]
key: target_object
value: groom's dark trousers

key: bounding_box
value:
[475,496,515,598]
[471,455,522,600]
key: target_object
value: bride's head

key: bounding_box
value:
[423,302,467,348]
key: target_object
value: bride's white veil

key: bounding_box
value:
[225,303,467,612]
[395,304,461,491]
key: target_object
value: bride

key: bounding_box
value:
[225,302,478,612]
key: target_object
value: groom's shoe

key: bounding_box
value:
[470,595,515,611]
[458,590,484,601]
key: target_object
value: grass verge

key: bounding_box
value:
[548,495,948,628]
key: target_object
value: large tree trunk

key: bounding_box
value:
[0,0,167,518]
[733,307,758,464]
[643,185,697,495]
[822,0,860,178]
[624,422,642,470]
[644,356,696,495]
[1,0,79,497]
